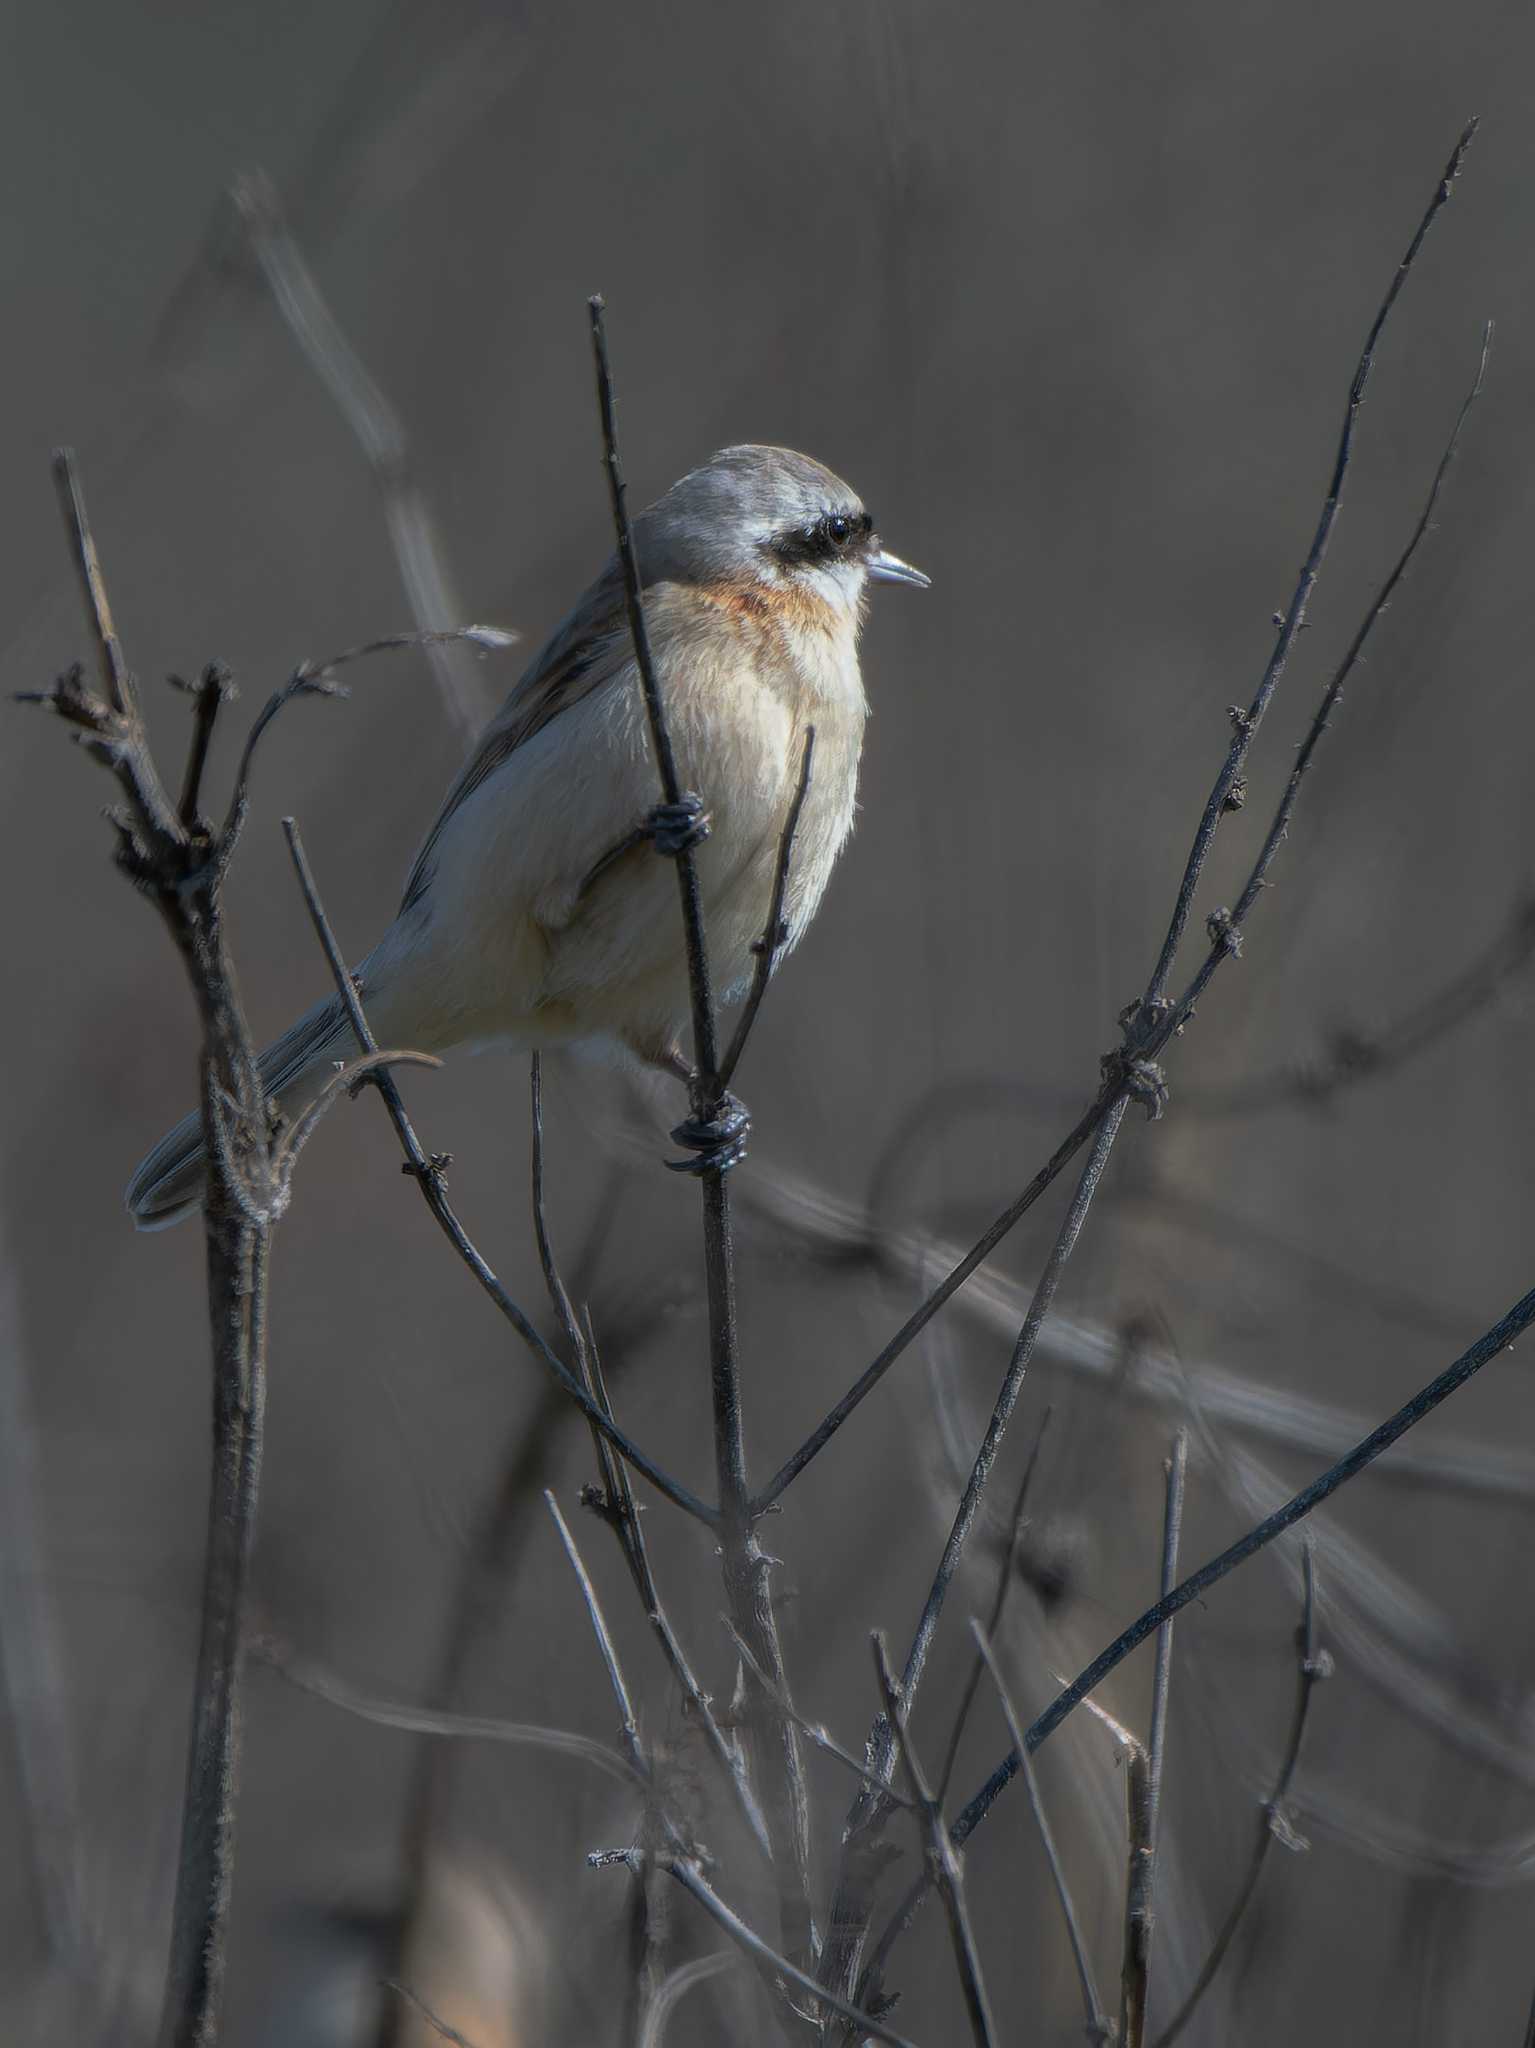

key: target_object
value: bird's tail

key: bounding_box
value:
[125,993,354,1230]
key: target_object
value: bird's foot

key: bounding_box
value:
[645,793,711,858]
[666,1091,751,1175]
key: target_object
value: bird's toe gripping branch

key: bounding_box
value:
[645,792,711,858]
[667,1091,751,1175]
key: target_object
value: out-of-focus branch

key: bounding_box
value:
[1150,1540,1330,2048]
[951,1274,1535,1834]
[233,169,493,744]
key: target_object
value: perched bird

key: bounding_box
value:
[126,443,928,1227]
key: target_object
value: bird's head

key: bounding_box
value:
[636,444,929,622]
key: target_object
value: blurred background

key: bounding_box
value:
[5,3,1535,2042]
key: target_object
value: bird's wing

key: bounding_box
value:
[398,570,629,914]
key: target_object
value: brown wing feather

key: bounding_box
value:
[399,569,626,913]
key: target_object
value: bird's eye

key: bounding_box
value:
[824,514,853,549]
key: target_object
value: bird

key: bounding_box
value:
[125,443,929,1227]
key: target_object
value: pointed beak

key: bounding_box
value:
[867,547,931,590]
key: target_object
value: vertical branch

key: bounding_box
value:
[1123,1433,1188,2048]
[971,1626,1110,2044]
[822,1101,1127,2024]
[935,1406,1053,1801]
[1150,1538,1330,2048]
[33,453,279,2048]
[872,1636,997,2048]
[587,299,813,1960]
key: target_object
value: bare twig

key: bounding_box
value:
[1159,314,1494,1039]
[33,453,284,2048]
[1123,1435,1189,2048]
[717,725,817,1092]
[663,1859,924,2048]
[971,1626,1109,2044]
[1068,1697,1154,2048]
[824,1103,1128,2021]
[529,1062,770,1856]
[935,1406,1054,1802]
[764,130,1482,1520]
[1150,1539,1330,2048]
[1137,119,1476,1014]
[723,1620,916,1811]
[280,816,716,1524]
[873,1635,998,2048]
[545,1491,643,1773]
[582,1315,773,1857]
[953,1276,1535,1832]
[589,297,813,1958]
[34,461,484,2045]
[822,139,1484,2013]
[756,1093,1107,1509]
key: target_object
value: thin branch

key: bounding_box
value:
[51,447,135,716]
[1165,315,1494,1034]
[901,1101,1127,1709]
[722,1620,917,1811]
[952,1276,1535,1838]
[756,1091,1108,1509]
[1121,1433,1195,2039]
[37,453,277,2048]
[717,725,816,1093]
[1150,1539,1331,2048]
[663,1859,924,2048]
[935,1406,1054,1803]
[589,297,813,1957]
[1124,1434,1189,2048]
[873,1635,998,2048]
[580,1311,773,1858]
[545,1491,643,1773]
[1138,118,1476,1012]
[279,816,717,1525]
[224,626,512,861]
[971,1626,1109,2044]
[822,1103,1127,2022]
[766,134,1484,1521]
[529,1053,588,1371]
[1071,1697,1154,2048]
[176,661,235,829]
[588,294,719,1090]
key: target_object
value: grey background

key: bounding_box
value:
[5,2,1535,2042]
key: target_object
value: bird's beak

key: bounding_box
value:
[867,547,931,589]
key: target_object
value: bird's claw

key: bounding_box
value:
[645,793,711,858]
[666,1091,751,1175]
